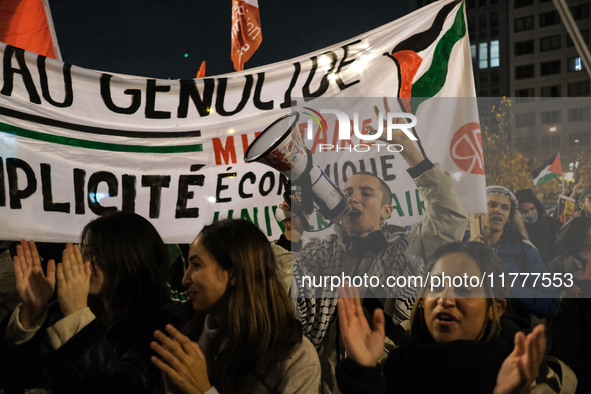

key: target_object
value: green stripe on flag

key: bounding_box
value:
[410,3,466,113]
[0,122,203,154]
[534,172,560,186]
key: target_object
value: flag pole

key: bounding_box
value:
[561,174,565,195]
[552,0,591,79]
[560,151,565,194]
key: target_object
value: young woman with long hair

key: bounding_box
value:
[150,218,320,393]
[335,242,572,393]
[0,211,186,393]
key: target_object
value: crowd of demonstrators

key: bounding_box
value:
[275,99,468,392]
[0,194,588,393]
[515,188,562,265]
[335,242,575,394]
[150,219,320,393]
[0,109,589,393]
[0,212,186,393]
[468,186,557,326]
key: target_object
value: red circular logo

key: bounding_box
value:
[449,122,484,175]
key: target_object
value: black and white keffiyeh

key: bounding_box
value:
[292,225,424,348]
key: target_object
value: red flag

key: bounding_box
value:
[0,0,61,59]
[231,0,262,71]
[196,61,206,78]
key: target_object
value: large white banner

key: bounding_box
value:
[0,0,485,243]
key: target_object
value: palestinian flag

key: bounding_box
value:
[385,0,466,114]
[0,0,61,59]
[532,153,562,186]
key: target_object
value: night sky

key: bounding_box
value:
[48,0,411,79]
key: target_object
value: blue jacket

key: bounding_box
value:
[497,239,558,318]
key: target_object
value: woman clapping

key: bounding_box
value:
[0,211,186,393]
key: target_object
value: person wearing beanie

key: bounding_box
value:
[469,186,557,325]
[515,189,562,265]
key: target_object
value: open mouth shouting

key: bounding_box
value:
[489,215,504,224]
[487,214,507,230]
[348,208,362,217]
[434,311,458,327]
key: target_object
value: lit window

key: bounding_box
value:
[490,40,499,67]
[479,42,488,69]
[567,57,584,72]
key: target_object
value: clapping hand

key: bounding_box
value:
[494,324,546,394]
[338,285,385,367]
[56,244,91,316]
[13,240,56,328]
[151,324,212,394]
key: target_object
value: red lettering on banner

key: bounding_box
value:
[449,122,484,175]
[212,136,237,165]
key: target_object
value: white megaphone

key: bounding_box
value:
[244,113,351,223]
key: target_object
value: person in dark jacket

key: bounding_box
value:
[469,186,557,321]
[515,188,562,265]
[336,242,561,394]
[0,211,186,393]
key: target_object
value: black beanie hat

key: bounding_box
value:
[515,189,546,216]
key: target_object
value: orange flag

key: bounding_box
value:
[196,61,206,78]
[231,0,262,71]
[0,0,61,59]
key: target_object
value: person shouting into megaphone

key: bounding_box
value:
[274,98,469,393]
